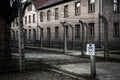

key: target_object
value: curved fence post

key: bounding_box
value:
[37,25,43,49]
[60,22,67,53]
[79,20,85,56]
[100,16,109,59]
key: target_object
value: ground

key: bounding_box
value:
[1,47,120,80]
[0,69,79,80]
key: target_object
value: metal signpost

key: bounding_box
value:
[86,43,96,78]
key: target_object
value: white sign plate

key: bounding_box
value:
[86,44,95,55]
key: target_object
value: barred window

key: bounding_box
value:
[75,2,81,15]
[89,23,95,37]
[55,8,59,19]
[33,14,35,23]
[47,10,51,21]
[25,16,27,24]
[113,23,119,37]
[47,27,51,38]
[75,24,80,39]
[55,26,59,38]
[40,12,44,22]
[29,15,31,23]
[88,0,95,13]
[64,5,69,18]
[113,0,119,12]
[29,29,31,39]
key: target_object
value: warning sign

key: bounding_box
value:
[86,44,95,55]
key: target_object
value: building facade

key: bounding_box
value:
[36,0,120,49]
[11,3,38,45]
[11,0,120,49]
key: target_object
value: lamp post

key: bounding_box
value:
[18,0,26,72]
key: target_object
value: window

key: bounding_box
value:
[29,29,31,39]
[113,0,119,12]
[47,27,51,38]
[40,12,44,22]
[55,26,59,38]
[25,16,27,24]
[113,23,119,37]
[16,18,19,26]
[89,23,95,37]
[88,0,95,13]
[41,28,44,38]
[33,14,35,23]
[75,24,80,39]
[16,31,18,39]
[47,10,51,21]
[28,5,32,11]
[75,2,81,15]
[55,8,59,19]
[29,15,31,23]
[28,26,31,28]
[66,26,69,38]
[64,5,69,18]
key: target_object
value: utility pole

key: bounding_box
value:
[18,0,25,72]
[98,0,101,47]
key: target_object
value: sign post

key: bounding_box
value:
[86,43,96,78]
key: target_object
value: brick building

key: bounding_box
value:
[11,0,120,49]
[35,0,120,49]
[11,3,38,45]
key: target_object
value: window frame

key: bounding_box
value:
[29,15,31,23]
[64,5,69,18]
[113,23,119,37]
[29,29,31,39]
[88,23,95,37]
[75,1,81,16]
[88,0,95,13]
[55,8,59,19]
[25,16,27,24]
[75,24,80,39]
[47,10,51,21]
[33,14,35,23]
[47,27,51,39]
[55,26,59,38]
[113,0,119,13]
[40,12,44,22]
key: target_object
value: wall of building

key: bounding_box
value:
[38,0,99,43]
[102,0,120,48]
[11,0,120,49]
[11,4,38,44]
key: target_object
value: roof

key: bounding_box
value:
[32,0,49,9]
[32,0,66,10]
